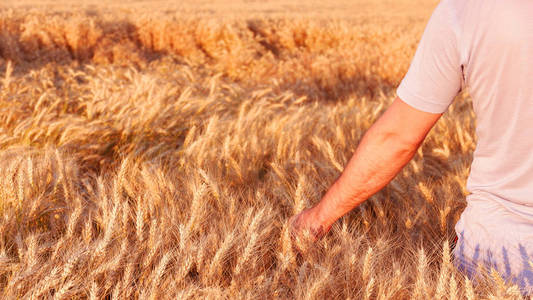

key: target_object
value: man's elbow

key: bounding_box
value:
[374,129,423,156]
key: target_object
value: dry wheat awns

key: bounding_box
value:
[0,1,526,299]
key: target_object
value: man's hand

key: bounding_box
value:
[289,207,332,242]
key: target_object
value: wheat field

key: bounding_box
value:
[0,0,528,299]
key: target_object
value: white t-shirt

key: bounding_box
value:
[396,0,533,292]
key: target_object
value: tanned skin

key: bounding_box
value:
[290,96,443,240]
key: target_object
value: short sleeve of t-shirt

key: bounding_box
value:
[396,0,464,114]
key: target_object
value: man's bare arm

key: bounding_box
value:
[290,96,443,238]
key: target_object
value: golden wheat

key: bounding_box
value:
[0,0,528,299]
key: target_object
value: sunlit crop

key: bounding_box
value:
[0,1,525,298]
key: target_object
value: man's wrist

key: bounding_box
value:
[314,178,348,227]
[309,202,335,232]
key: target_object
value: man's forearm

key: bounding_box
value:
[311,122,420,229]
[290,97,441,239]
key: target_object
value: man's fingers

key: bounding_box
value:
[288,210,325,245]
[288,213,302,241]
[310,224,326,240]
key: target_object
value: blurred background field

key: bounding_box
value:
[1,0,434,17]
[0,1,522,299]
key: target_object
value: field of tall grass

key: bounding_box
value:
[0,0,527,298]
